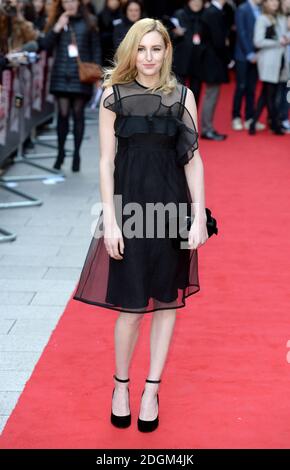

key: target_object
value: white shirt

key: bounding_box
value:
[212,0,223,10]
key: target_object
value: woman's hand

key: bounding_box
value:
[104,221,124,260]
[172,26,186,37]
[187,212,208,250]
[280,35,290,46]
[53,13,69,33]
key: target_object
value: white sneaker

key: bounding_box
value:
[255,121,266,131]
[232,117,243,131]
[244,119,265,131]
[244,119,253,130]
[281,120,290,132]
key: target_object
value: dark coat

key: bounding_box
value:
[234,1,257,62]
[200,4,230,84]
[33,12,47,32]
[98,6,122,66]
[112,16,135,50]
[38,13,101,96]
[172,5,205,78]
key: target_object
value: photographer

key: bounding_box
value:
[0,0,38,54]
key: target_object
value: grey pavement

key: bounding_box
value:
[0,109,101,433]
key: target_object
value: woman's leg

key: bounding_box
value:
[249,82,267,134]
[55,96,70,168]
[71,95,87,171]
[139,308,177,420]
[264,82,281,131]
[112,312,144,416]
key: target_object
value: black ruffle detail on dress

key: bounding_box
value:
[103,87,199,167]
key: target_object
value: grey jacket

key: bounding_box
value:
[254,14,289,83]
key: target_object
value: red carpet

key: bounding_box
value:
[0,81,290,449]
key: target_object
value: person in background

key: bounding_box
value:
[31,0,47,31]
[224,1,236,63]
[38,0,102,171]
[98,0,122,67]
[113,0,144,49]
[142,0,183,18]
[22,0,35,21]
[0,0,38,53]
[82,0,97,16]
[200,0,231,141]
[171,0,205,108]
[249,0,290,135]
[278,0,290,131]
[0,52,9,84]
[232,0,266,131]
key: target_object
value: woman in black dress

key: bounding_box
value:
[73,17,208,432]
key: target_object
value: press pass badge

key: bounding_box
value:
[192,33,201,45]
[68,44,78,58]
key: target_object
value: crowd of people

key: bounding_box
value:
[0,0,289,171]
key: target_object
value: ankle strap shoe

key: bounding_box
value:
[137,378,161,432]
[110,375,131,428]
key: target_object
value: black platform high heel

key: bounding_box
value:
[137,378,161,432]
[110,375,131,428]
[72,152,80,172]
[53,151,65,170]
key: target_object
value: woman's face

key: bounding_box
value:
[135,30,168,79]
[264,0,280,13]
[126,2,141,22]
[107,0,120,10]
[61,0,80,16]
[188,0,203,12]
[33,0,45,13]
[281,0,290,13]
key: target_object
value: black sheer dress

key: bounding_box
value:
[73,79,200,313]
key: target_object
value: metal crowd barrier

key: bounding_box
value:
[0,52,62,242]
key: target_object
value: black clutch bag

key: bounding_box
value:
[183,207,218,239]
[169,207,218,249]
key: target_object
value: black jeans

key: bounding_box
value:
[251,81,281,131]
[232,60,258,121]
[277,81,289,122]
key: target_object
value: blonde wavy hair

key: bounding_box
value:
[102,18,177,94]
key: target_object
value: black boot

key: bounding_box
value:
[248,121,256,135]
[271,122,285,135]
[53,151,65,170]
[271,127,285,135]
[72,153,80,172]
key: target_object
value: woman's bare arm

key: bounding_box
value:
[99,86,124,259]
[183,88,208,249]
